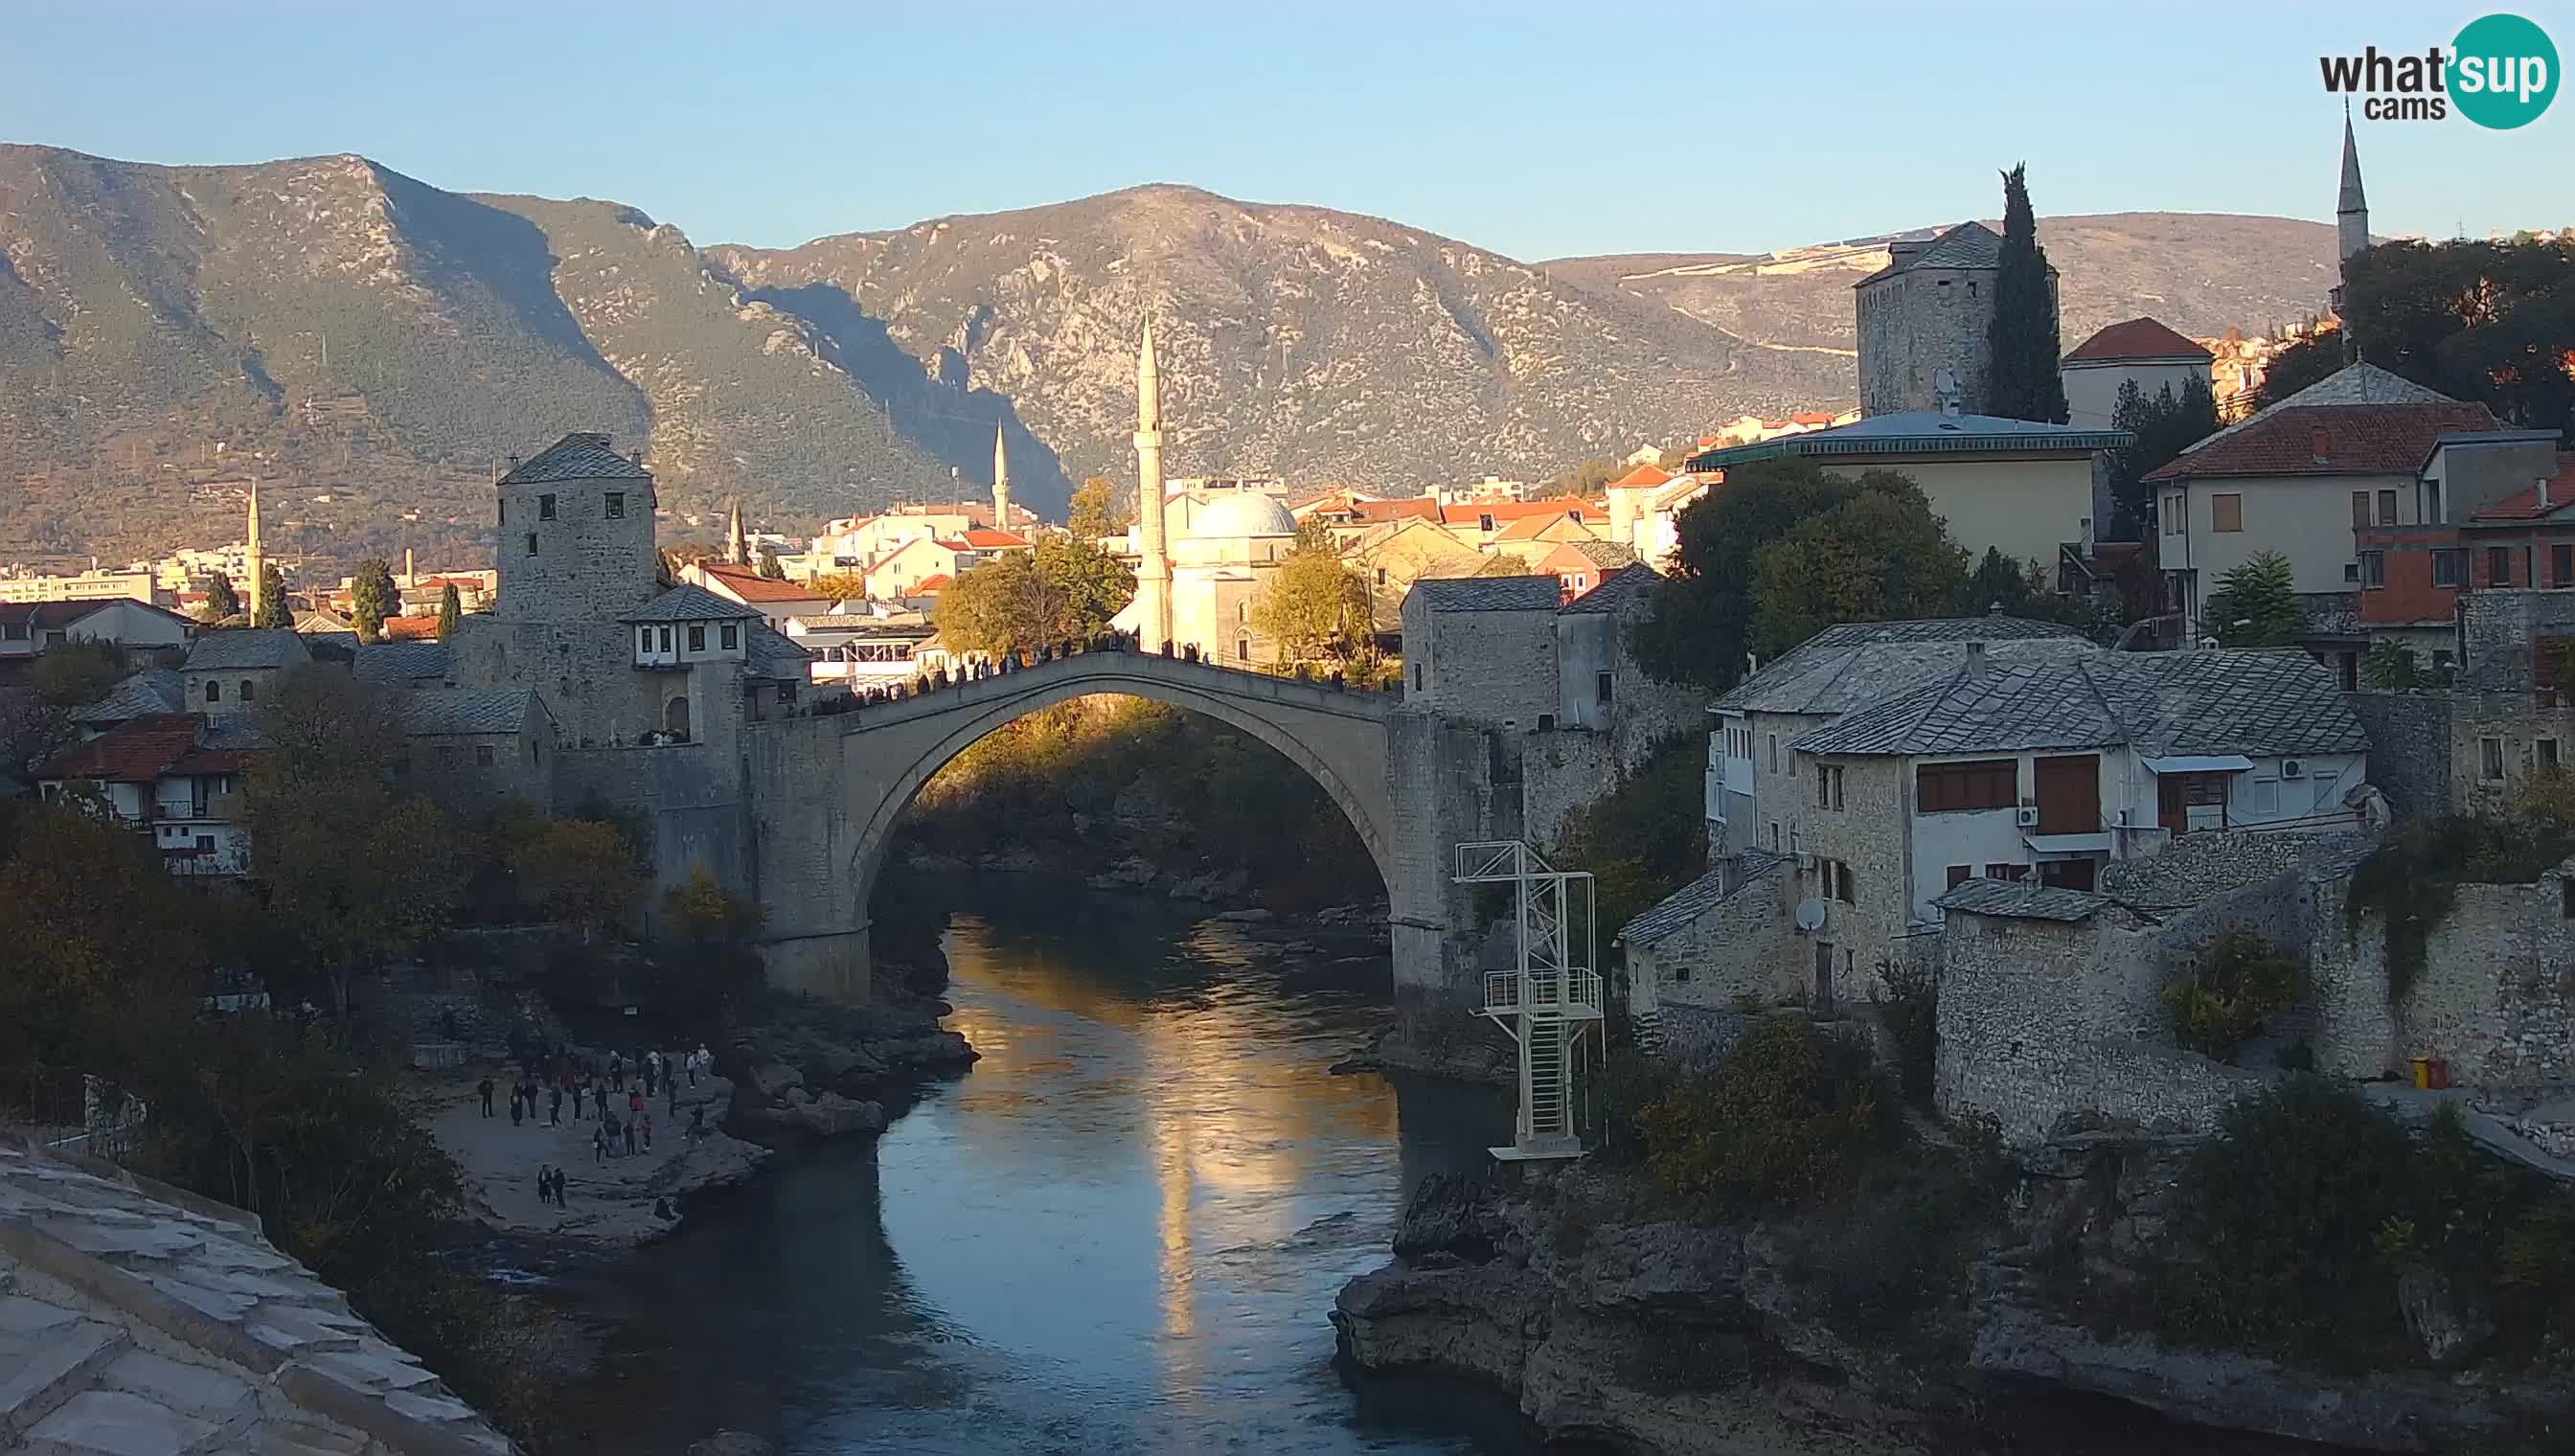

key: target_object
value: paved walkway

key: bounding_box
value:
[2362,1083,2575,1183]
[0,1134,510,1454]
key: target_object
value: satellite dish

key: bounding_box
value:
[1794,900,1827,934]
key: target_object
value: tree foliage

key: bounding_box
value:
[758,547,786,580]
[2359,640,2425,690]
[934,537,1136,658]
[2107,375,2220,528]
[1747,475,1971,657]
[1634,1015,1902,1212]
[254,561,291,628]
[2256,330,2345,410]
[2161,931,2307,1060]
[1985,164,2069,423]
[2341,237,2575,435]
[1251,540,1371,665]
[1543,457,1621,498]
[350,557,396,644]
[201,572,241,622]
[1068,476,1128,537]
[506,815,645,940]
[1629,458,1865,691]
[28,639,129,708]
[434,582,461,641]
[2200,550,2302,646]
[1552,737,1707,961]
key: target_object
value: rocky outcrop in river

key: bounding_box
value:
[1334,1161,2575,1455]
[720,943,977,1146]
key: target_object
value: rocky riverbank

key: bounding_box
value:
[1333,1158,2575,1455]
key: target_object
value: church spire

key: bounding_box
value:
[991,421,1012,530]
[725,497,747,566]
[242,476,264,625]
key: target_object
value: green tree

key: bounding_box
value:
[2200,551,2303,647]
[350,557,397,644]
[2341,237,2575,433]
[434,582,461,641]
[934,538,1136,658]
[510,816,644,940]
[2255,330,2345,410]
[27,639,129,708]
[1543,458,1621,498]
[1747,475,1971,657]
[1068,476,1128,537]
[1630,458,1859,691]
[758,547,786,580]
[1251,544,1371,665]
[2107,375,2221,526]
[254,560,291,627]
[247,665,467,1018]
[1968,546,2035,615]
[2359,640,2423,690]
[201,572,241,622]
[1984,164,2069,423]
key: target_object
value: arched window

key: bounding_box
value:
[204,679,221,703]
[1235,638,1250,661]
[1237,602,1248,624]
[239,679,256,702]
[664,695,692,740]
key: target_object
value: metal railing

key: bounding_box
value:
[1481,967,1605,1017]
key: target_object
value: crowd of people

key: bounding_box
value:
[473,1042,719,1208]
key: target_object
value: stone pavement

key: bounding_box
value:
[0,1135,510,1454]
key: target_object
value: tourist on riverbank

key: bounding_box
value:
[535,1164,552,1207]
[478,1076,494,1118]
[692,1043,711,1085]
[641,1113,653,1152]
[623,1115,637,1157]
[571,1081,584,1118]
[592,1125,608,1164]
[509,1089,523,1127]
[549,1084,563,1126]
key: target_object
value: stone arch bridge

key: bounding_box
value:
[736,650,1485,1012]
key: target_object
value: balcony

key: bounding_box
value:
[1481,969,1605,1019]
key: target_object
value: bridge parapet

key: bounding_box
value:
[833,647,1399,733]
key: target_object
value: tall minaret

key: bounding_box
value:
[991,421,1013,531]
[725,498,748,566]
[242,476,264,625]
[1133,322,1174,652]
[2334,104,2369,360]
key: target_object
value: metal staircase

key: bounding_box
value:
[1455,840,1602,1161]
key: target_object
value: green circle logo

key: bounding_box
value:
[2453,13,2559,128]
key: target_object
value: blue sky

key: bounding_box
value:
[7,2,2566,259]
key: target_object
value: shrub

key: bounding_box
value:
[2161,931,2305,1060]
[1873,954,1939,1103]
[1634,1014,1900,1212]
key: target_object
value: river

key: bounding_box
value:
[553,876,1526,1454]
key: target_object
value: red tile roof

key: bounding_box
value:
[1439,501,1607,527]
[911,574,952,594]
[2469,454,2575,521]
[379,616,442,641]
[2145,402,2499,482]
[1609,464,1673,489]
[2064,317,2213,364]
[1348,497,1441,524]
[1494,512,1597,542]
[698,562,831,603]
[32,714,207,784]
[958,529,1029,549]
[1790,411,1839,426]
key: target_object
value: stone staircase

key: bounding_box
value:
[0,1136,509,1454]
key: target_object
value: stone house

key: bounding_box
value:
[178,628,310,716]
[2352,430,2571,659]
[1853,220,2053,419]
[688,559,841,629]
[2058,316,2214,432]
[1540,539,1639,604]
[399,689,555,810]
[1344,516,1483,631]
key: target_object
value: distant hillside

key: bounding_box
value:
[0,144,2343,571]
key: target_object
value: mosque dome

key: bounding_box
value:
[1190,490,1298,539]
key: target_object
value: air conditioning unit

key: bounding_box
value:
[2282,759,2306,779]
[2015,806,2041,827]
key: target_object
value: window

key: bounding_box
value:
[1984,863,2018,882]
[474,743,496,767]
[2377,489,2399,526]
[436,744,460,768]
[1536,714,1556,732]
[2245,776,2280,813]
[1916,759,2017,813]
[2557,545,2573,588]
[2490,546,2514,585]
[2351,490,2371,529]
[1476,512,1494,533]
[1595,671,1613,707]
[720,624,739,649]
[606,491,626,519]
[204,679,220,703]
[2541,739,2561,770]
[239,679,255,702]
[1375,567,1387,586]
[2361,550,2385,587]
[1831,861,1857,903]
[1945,864,1971,890]
[1766,735,1779,774]
[1236,602,1248,624]
[2211,493,2243,533]
[2433,648,2455,671]
[2426,481,2443,524]
[1412,663,1424,692]
[777,681,797,705]
[2433,549,2466,586]
[1816,763,1844,810]
[658,626,672,651]
[538,493,557,521]
[2482,736,2506,782]
[638,627,653,653]
[1235,638,1250,661]
[526,533,538,557]
[1768,822,1781,851]
[497,499,506,525]
[2344,563,2361,582]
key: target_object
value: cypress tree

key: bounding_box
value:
[436,582,462,641]
[1985,164,2069,423]
[254,562,291,628]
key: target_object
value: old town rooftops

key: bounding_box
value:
[1559,562,1659,614]
[1712,616,2092,717]
[180,628,310,671]
[1789,648,2368,760]
[1932,877,2115,921]
[399,690,544,737]
[1855,220,2013,285]
[621,583,763,624]
[1412,576,1564,612]
[2062,317,2212,365]
[2148,362,2488,482]
[498,432,649,485]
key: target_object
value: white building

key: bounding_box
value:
[1110,490,1302,665]
[0,569,158,604]
[33,712,257,878]
[0,598,197,663]
[2060,317,2215,431]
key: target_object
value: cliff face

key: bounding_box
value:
[1333,1162,2573,1455]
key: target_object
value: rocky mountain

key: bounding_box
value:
[0,143,2341,571]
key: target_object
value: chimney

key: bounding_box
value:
[1965,641,1989,676]
[2311,426,2332,464]
[2540,474,2552,510]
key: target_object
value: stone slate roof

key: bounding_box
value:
[1854,222,2007,287]
[621,582,762,624]
[1688,411,2130,472]
[0,1138,512,1454]
[2063,317,2212,365]
[1412,575,1562,612]
[744,622,814,680]
[1560,562,1659,615]
[1560,539,1641,571]
[1713,617,2094,716]
[74,668,184,724]
[498,431,649,485]
[1933,877,2112,921]
[400,689,541,737]
[354,640,457,686]
[1790,648,2370,759]
[1619,853,1789,947]
[181,628,309,671]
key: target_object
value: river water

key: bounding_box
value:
[566,876,1522,1454]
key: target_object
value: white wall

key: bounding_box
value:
[2062,358,2211,431]
[2169,470,2408,617]
[1830,454,2095,574]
